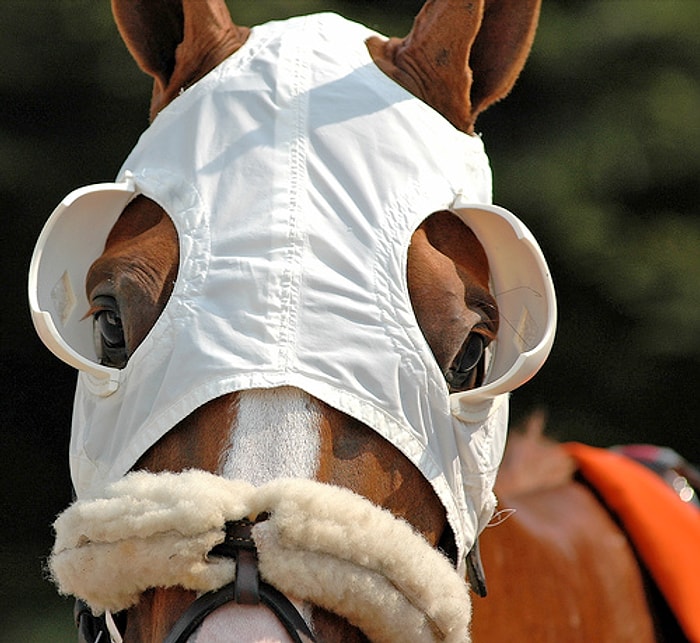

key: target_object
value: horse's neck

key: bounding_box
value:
[494,413,576,498]
[474,415,659,642]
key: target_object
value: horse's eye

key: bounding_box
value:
[445,333,487,392]
[92,296,127,368]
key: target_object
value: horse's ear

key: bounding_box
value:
[111,0,249,119]
[367,0,541,133]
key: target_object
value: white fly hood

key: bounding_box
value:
[29,14,556,566]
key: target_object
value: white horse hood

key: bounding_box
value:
[29,14,556,565]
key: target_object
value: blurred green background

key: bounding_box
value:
[2,1,698,639]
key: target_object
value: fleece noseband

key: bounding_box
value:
[52,470,473,642]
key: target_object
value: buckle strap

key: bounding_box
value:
[163,516,317,643]
[210,518,266,605]
[234,547,260,605]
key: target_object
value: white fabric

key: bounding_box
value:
[29,13,556,566]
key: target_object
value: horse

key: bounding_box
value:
[28,1,698,642]
[471,413,696,643]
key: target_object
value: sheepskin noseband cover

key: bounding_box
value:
[50,470,473,643]
[32,12,557,567]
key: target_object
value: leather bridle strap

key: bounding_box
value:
[163,580,316,643]
[163,518,316,643]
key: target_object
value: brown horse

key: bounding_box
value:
[30,1,692,642]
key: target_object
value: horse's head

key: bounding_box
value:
[29,1,554,641]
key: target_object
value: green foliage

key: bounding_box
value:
[499,2,700,358]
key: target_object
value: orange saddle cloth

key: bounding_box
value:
[564,442,700,642]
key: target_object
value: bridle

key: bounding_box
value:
[75,517,316,643]
[73,516,488,643]
[53,446,475,643]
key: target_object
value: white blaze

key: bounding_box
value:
[221,387,322,485]
[189,387,320,642]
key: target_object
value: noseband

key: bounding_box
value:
[166,517,316,643]
[54,471,472,643]
[75,517,316,643]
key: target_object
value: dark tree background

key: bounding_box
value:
[2,1,697,639]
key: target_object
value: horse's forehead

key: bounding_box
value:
[104,195,173,246]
